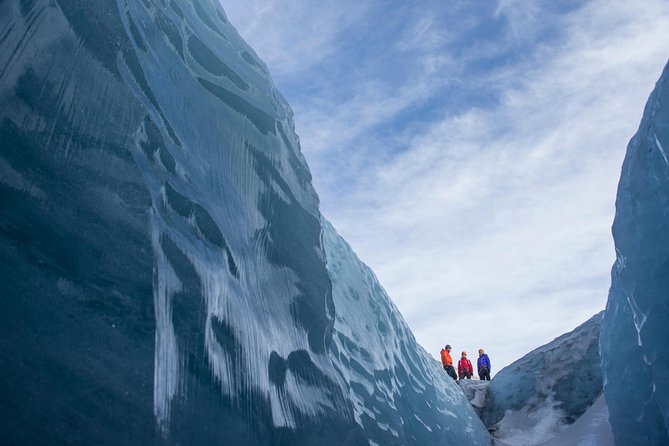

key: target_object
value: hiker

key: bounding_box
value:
[441,344,457,380]
[477,348,491,381]
[458,351,473,379]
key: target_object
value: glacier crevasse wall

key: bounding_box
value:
[482,312,603,428]
[600,59,669,445]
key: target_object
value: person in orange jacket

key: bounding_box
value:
[458,351,474,379]
[440,344,457,380]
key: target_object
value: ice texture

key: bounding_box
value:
[322,220,490,445]
[600,60,669,445]
[0,1,489,444]
[457,314,612,446]
[458,379,489,419]
[482,312,604,443]
[535,395,613,446]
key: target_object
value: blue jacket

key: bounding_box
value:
[477,354,491,372]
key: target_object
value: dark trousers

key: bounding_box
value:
[459,372,472,379]
[479,367,490,381]
[444,365,457,380]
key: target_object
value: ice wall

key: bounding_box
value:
[0,1,489,444]
[482,312,603,431]
[323,220,490,445]
[600,60,669,445]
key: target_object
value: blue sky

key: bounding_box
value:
[221,0,669,372]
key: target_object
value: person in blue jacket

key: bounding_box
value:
[477,348,491,381]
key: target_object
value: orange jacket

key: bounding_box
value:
[440,349,453,366]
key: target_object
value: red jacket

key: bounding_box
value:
[458,358,473,375]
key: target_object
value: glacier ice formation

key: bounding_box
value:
[0,0,489,444]
[600,59,669,445]
[535,394,613,446]
[456,312,615,446]
[482,312,604,429]
[480,312,605,444]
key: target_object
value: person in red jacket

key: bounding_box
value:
[440,344,457,380]
[458,351,474,379]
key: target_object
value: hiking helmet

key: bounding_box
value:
[445,344,451,350]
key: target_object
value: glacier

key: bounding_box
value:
[466,312,610,446]
[455,311,617,446]
[0,0,489,444]
[600,59,669,445]
[482,311,604,434]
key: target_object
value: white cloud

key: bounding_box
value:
[221,1,376,81]
[223,0,669,372]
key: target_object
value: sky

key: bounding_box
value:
[221,0,669,373]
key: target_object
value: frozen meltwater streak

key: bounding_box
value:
[151,210,181,432]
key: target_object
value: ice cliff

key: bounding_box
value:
[482,312,603,430]
[477,312,605,444]
[600,59,669,445]
[0,0,489,444]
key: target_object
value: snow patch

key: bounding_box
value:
[492,397,567,446]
